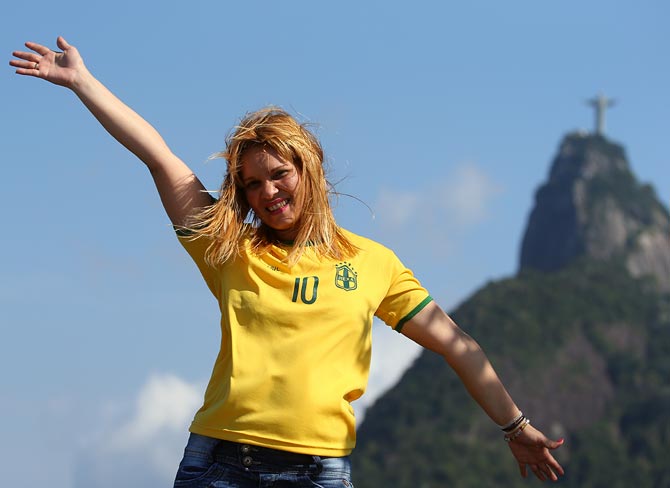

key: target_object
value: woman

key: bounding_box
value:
[11,37,565,487]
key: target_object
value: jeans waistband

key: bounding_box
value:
[213,439,325,473]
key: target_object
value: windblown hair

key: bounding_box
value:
[187,107,358,266]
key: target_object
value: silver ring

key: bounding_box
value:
[34,62,39,70]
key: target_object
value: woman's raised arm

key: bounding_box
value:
[10,36,214,226]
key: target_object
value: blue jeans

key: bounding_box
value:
[174,433,355,487]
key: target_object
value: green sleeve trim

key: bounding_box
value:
[174,225,196,237]
[395,295,433,333]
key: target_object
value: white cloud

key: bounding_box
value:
[376,161,500,231]
[74,373,204,488]
[353,320,422,424]
[439,163,501,225]
[373,161,501,258]
[108,373,202,450]
[374,188,420,228]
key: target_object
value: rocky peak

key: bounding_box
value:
[519,132,670,292]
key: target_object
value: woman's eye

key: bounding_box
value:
[273,170,289,180]
[245,181,260,190]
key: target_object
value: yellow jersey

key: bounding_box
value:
[177,227,432,456]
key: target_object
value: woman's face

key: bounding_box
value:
[240,145,302,241]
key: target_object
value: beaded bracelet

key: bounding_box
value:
[504,418,530,442]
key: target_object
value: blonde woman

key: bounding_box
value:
[11,38,565,487]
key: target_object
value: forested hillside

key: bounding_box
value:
[354,133,670,487]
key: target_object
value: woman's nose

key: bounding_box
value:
[261,180,277,198]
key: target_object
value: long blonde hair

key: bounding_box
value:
[187,107,358,266]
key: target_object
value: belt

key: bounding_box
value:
[213,440,325,473]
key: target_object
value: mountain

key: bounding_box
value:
[353,133,670,487]
[520,132,670,292]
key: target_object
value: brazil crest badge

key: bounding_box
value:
[335,262,358,291]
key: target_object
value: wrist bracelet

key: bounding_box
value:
[501,412,525,433]
[504,418,530,442]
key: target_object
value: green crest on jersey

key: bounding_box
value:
[335,262,357,291]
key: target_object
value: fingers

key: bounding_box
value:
[11,67,38,76]
[518,463,527,478]
[542,464,558,482]
[12,38,67,62]
[510,437,565,482]
[546,437,565,450]
[10,48,40,76]
[529,463,547,481]
[9,58,40,76]
[532,446,563,480]
[523,451,563,482]
[11,50,40,63]
[11,38,70,77]
[57,36,71,51]
[544,451,565,477]
[526,462,559,482]
[24,41,52,56]
[518,463,562,482]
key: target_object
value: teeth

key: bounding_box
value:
[268,200,288,212]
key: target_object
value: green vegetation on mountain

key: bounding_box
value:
[353,260,670,487]
[353,132,669,486]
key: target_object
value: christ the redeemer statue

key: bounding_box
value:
[587,93,616,136]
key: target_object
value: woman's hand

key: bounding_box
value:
[506,423,565,482]
[10,36,84,88]
[9,34,211,225]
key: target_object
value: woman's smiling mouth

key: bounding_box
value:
[267,199,290,213]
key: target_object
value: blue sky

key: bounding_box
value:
[2,2,668,486]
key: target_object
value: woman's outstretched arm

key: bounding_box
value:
[10,36,214,225]
[402,301,565,482]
